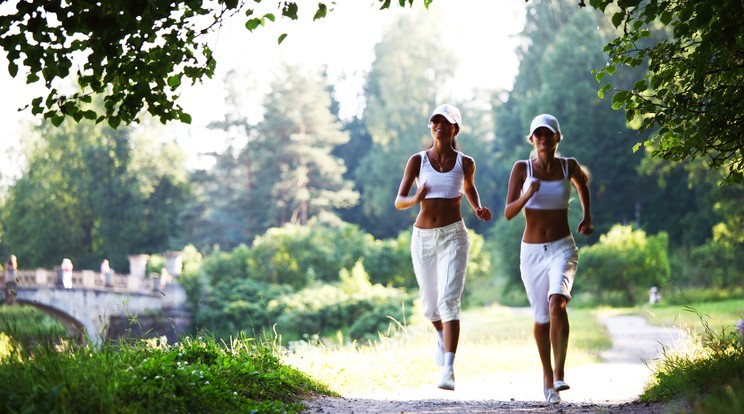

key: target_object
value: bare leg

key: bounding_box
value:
[550,295,569,382]
[431,320,460,353]
[534,321,553,390]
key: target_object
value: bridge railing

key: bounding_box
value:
[3,269,164,294]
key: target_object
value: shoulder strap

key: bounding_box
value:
[560,157,569,178]
[525,159,533,178]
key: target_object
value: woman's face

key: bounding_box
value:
[531,127,560,150]
[430,115,457,140]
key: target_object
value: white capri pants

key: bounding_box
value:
[411,220,470,323]
[520,235,578,324]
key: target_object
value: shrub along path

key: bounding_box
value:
[301,311,691,413]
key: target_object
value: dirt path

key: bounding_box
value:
[302,313,691,413]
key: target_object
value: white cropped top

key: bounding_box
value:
[419,150,464,199]
[522,158,572,210]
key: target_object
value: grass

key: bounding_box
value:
[2,297,742,412]
[0,331,335,413]
[626,299,744,413]
[281,304,612,396]
[0,304,67,346]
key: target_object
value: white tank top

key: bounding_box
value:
[522,158,571,210]
[419,150,464,199]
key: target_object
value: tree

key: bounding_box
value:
[0,0,430,128]
[244,64,359,232]
[589,0,744,183]
[493,1,645,238]
[2,117,190,270]
[355,12,456,238]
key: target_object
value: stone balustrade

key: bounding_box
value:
[2,269,164,294]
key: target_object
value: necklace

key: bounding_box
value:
[431,151,448,172]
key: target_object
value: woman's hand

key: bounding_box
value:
[578,217,594,235]
[476,206,492,222]
[414,181,429,202]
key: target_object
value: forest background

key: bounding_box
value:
[0,0,742,343]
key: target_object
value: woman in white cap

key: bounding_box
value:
[395,103,492,391]
[504,114,593,404]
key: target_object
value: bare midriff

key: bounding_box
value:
[414,197,463,229]
[522,208,571,244]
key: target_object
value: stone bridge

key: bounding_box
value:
[1,253,190,345]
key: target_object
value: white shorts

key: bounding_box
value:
[411,220,470,323]
[520,235,578,324]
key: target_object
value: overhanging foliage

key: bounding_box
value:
[587,0,744,183]
[0,0,429,128]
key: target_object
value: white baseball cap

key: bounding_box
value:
[529,114,561,136]
[429,104,462,127]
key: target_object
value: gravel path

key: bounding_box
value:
[302,313,691,413]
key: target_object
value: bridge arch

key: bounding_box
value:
[15,299,89,343]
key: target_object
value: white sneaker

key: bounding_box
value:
[544,387,561,404]
[554,380,570,392]
[435,343,444,366]
[437,368,455,391]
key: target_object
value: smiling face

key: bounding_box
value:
[429,114,458,141]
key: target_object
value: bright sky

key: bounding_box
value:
[0,0,526,171]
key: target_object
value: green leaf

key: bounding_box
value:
[282,2,298,19]
[246,18,261,31]
[611,91,629,110]
[167,74,182,88]
[606,65,617,76]
[264,13,275,22]
[8,61,18,77]
[598,83,612,99]
[612,12,624,28]
[278,33,287,44]
[179,112,192,124]
[108,116,121,129]
[313,4,328,21]
[83,110,97,120]
[661,10,674,25]
[51,115,65,126]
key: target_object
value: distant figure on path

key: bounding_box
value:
[504,114,593,404]
[61,258,73,289]
[649,286,661,305]
[395,104,492,391]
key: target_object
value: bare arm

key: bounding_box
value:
[394,154,427,210]
[504,161,537,220]
[568,158,593,235]
[462,155,492,222]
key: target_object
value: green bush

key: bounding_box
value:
[348,301,409,341]
[145,253,166,276]
[577,224,670,306]
[268,262,414,342]
[195,278,292,340]
[670,238,744,289]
